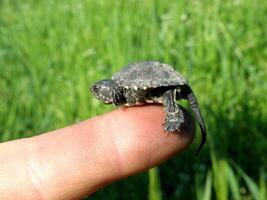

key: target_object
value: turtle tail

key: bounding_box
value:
[181,85,207,156]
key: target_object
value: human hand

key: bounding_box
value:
[0,105,194,200]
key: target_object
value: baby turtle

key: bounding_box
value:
[91,61,206,155]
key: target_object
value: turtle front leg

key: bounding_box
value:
[162,90,184,132]
[124,89,145,106]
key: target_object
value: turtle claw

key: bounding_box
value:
[164,119,182,133]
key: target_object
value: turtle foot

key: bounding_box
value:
[163,110,184,133]
[164,120,182,133]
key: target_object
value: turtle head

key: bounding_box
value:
[91,79,123,105]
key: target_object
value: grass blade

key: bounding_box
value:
[203,171,212,200]
[227,164,241,200]
[148,167,162,200]
[232,162,259,200]
[259,169,267,200]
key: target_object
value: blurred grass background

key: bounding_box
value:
[0,0,266,199]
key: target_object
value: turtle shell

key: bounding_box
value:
[112,61,188,88]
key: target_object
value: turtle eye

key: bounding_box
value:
[93,85,97,90]
[91,85,99,93]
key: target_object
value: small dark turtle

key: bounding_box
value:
[91,61,206,154]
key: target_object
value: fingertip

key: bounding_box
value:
[99,105,195,175]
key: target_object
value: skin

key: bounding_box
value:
[0,105,194,200]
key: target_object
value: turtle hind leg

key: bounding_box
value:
[162,90,184,132]
[164,110,184,132]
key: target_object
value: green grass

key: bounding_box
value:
[0,0,266,199]
[195,154,267,200]
[148,168,162,200]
